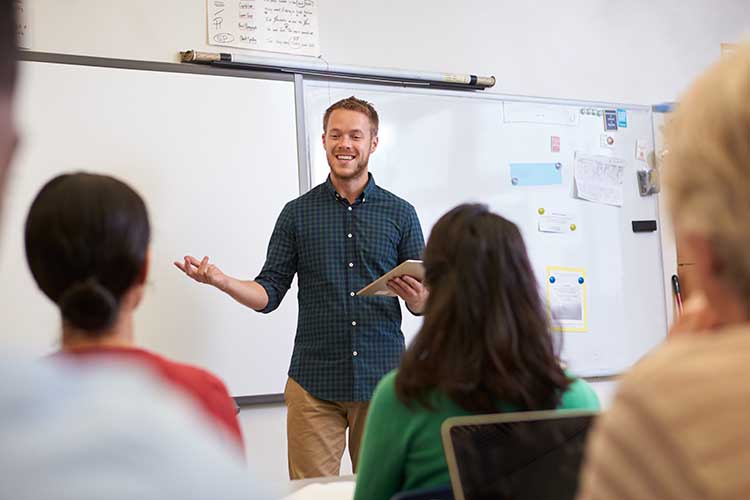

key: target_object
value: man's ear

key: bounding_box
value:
[370,134,379,154]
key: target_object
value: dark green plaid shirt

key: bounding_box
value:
[255,174,424,402]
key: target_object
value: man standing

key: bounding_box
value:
[176,96,427,478]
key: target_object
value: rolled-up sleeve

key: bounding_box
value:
[255,202,298,313]
[398,204,425,263]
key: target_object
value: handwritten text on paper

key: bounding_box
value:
[208,0,319,57]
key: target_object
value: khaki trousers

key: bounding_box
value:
[284,377,370,479]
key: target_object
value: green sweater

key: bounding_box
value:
[353,370,600,500]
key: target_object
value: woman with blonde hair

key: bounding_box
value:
[577,45,750,500]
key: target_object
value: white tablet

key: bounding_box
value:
[356,260,425,297]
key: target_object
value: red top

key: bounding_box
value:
[59,346,244,450]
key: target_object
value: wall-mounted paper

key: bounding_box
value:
[573,153,626,206]
[617,109,628,128]
[207,0,320,57]
[538,211,575,233]
[546,266,587,332]
[510,163,562,186]
[15,0,32,49]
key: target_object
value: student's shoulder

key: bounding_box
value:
[372,369,399,398]
[560,373,600,411]
[619,325,750,403]
[371,369,412,413]
[144,350,230,394]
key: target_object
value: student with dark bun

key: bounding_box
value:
[353,204,599,500]
[24,172,244,449]
[0,8,254,495]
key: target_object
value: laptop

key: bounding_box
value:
[441,410,598,500]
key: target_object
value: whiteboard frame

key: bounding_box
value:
[16,52,301,406]
[302,77,674,378]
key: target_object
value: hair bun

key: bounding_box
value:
[58,277,118,331]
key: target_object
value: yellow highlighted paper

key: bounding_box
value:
[546,266,587,332]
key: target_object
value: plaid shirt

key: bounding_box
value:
[255,174,424,402]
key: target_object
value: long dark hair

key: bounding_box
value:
[24,172,150,334]
[395,204,570,413]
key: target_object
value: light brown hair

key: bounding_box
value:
[322,96,379,136]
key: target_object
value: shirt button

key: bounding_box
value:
[348,262,354,268]
[348,206,352,211]
[353,351,358,356]
[351,321,357,326]
[347,233,352,238]
[350,292,355,297]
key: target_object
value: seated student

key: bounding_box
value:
[24,172,243,449]
[576,45,750,500]
[0,358,261,500]
[354,204,599,500]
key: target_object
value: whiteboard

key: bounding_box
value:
[0,58,300,398]
[304,80,668,376]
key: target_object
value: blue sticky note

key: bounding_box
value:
[617,109,627,128]
[510,163,562,186]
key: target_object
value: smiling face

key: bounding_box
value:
[322,108,378,183]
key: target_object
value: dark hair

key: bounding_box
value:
[0,0,18,92]
[395,204,570,413]
[25,172,150,334]
[323,96,379,135]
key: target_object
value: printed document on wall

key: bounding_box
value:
[546,266,587,332]
[207,0,320,57]
[15,0,32,49]
[573,153,626,206]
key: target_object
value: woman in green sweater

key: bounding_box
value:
[354,204,599,500]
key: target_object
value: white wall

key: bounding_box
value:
[17,0,750,487]
[26,0,750,103]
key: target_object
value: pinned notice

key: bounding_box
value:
[546,266,587,332]
[537,210,576,234]
[207,0,320,57]
[573,153,626,207]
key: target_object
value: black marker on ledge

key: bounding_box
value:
[671,274,683,317]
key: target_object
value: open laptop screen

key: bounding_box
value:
[441,410,597,500]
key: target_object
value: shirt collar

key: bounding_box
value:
[324,173,377,202]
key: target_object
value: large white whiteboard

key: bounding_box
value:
[0,58,300,398]
[304,80,668,376]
